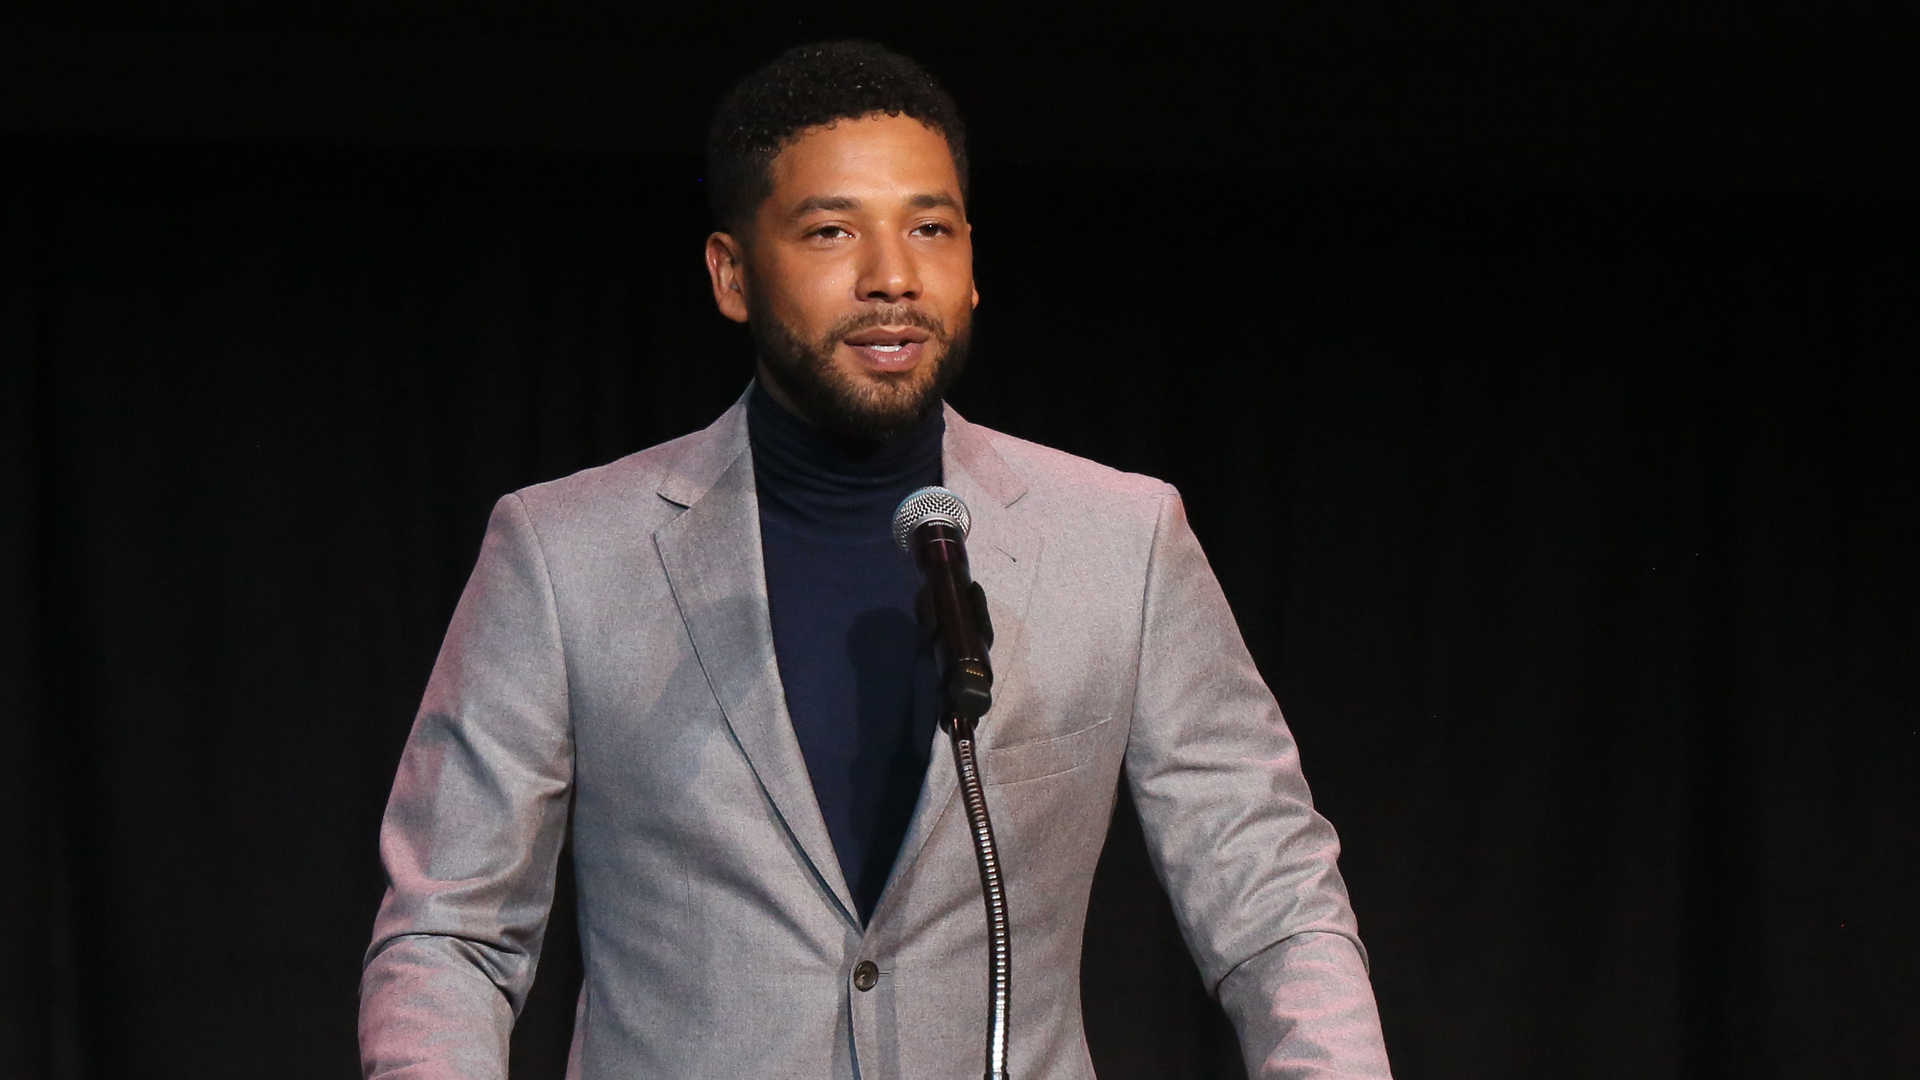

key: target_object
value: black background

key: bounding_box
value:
[2,4,1916,1078]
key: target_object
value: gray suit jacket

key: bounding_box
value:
[360,396,1392,1079]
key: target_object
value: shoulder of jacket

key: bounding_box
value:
[504,426,715,540]
[963,422,1175,529]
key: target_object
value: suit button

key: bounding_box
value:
[852,960,880,992]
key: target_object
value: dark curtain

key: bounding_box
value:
[2,139,1915,1079]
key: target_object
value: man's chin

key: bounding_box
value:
[759,362,940,445]
[816,380,942,443]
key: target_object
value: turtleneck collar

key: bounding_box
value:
[747,380,945,536]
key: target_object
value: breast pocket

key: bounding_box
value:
[981,718,1112,787]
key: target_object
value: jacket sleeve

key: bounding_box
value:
[359,493,574,1080]
[1122,486,1392,1079]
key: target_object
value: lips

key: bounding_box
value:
[847,340,925,370]
[844,325,930,346]
[843,325,933,371]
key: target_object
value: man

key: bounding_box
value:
[360,41,1392,1080]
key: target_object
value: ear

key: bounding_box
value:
[705,231,751,324]
[967,222,980,309]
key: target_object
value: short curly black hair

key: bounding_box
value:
[706,41,968,237]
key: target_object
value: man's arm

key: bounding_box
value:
[1123,486,1392,1079]
[360,494,574,1080]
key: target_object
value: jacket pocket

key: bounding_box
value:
[981,718,1111,787]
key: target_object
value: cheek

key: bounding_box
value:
[767,258,857,336]
[925,247,975,305]
[933,267,977,325]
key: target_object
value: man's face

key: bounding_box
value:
[705,113,977,443]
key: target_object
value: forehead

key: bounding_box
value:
[767,113,962,207]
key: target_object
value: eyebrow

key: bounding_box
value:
[788,192,963,217]
[791,195,860,216]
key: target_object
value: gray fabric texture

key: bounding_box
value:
[360,394,1393,1079]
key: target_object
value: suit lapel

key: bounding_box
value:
[652,399,860,925]
[879,406,1045,913]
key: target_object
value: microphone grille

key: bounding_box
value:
[892,486,972,551]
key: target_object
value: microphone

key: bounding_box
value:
[893,486,994,723]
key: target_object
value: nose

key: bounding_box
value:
[855,229,921,303]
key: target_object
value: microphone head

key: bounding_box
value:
[892,486,972,552]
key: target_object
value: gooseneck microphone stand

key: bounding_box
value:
[893,487,1010,1080]
[947,713,1011,1080]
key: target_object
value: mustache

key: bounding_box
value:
[824,306,949,344]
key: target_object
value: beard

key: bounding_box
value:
[749,299,971,446]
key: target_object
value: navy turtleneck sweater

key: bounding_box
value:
[748,382,944,923]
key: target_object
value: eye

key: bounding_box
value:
[810,224,851,240]
[912,221,954,238]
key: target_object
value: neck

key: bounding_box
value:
[753,361,811,426]
[746,382,944,534]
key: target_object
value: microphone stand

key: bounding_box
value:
[897,488,1010,1079]
[946,711,1011,1080]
